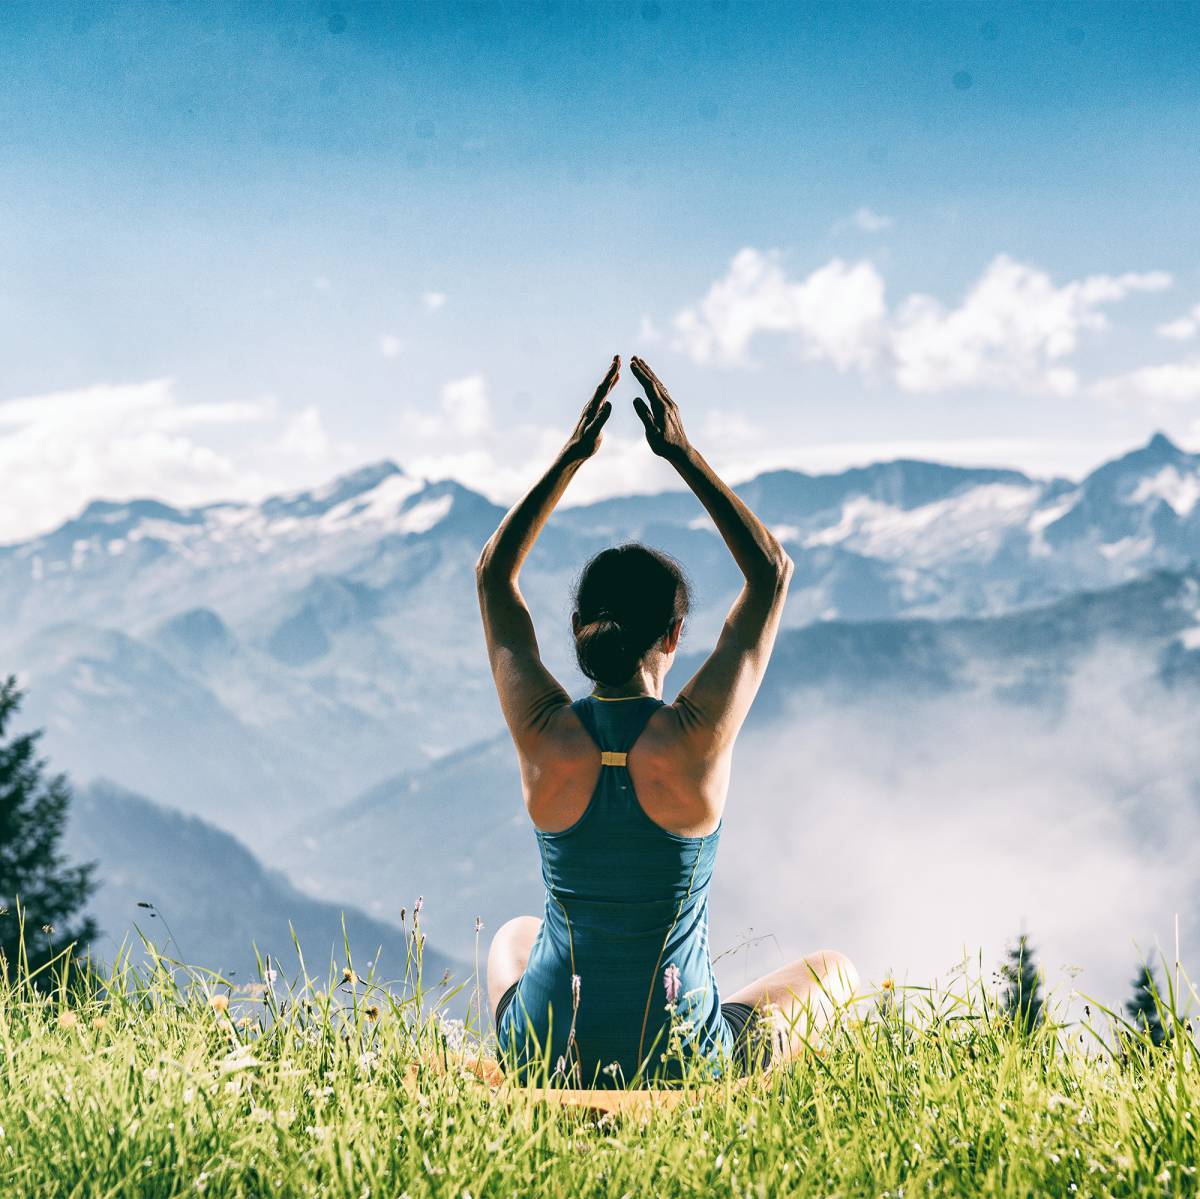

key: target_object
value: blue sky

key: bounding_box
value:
[3,0,1200,540]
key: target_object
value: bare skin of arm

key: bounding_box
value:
[629,356,794,830]
[475,356,622,798]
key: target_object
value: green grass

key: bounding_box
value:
[1,928,1198,1199]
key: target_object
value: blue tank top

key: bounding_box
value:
[497,692,733,1087]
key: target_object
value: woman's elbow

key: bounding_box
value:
[746,549,792,593]
[762,545,793,584]
[475,537,497,578]
[475,545,515,588]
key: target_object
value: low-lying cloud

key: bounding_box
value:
[711,646,1200,1011]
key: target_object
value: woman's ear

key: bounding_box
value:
[662,617,683,653]
[571,610,581,634]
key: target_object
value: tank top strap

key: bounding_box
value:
[570,694,665,754]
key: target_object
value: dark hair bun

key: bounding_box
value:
[574,618,642,687]
[571,543,692,687]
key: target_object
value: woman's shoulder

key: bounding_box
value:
[527,697,601,765]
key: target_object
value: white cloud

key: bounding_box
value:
[891,256,1170,395]
[378,333,404,358]
[395,405,443,438]
[439,374,490,435]
[422,291,447,311]
[672,249,1173,397]
[278,405,332,461]
[408,429,681,509]
[1092,360,1200,405]
[1157,303,1200,341]
[395,387,683,510]
[152,399,272,429]
[406,447,543,502]
[0,380,364,543]
[0,380,261,542]
[833,205,894,234]
[671,248,887,370]
[312,275,332,291]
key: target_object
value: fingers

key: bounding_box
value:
[585,399,612,433]
[588,355,621,414]
[630,356,668,397]
[632,395,656,435]
[629,356,667,421]
[629,355,653,392]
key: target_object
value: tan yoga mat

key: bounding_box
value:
[404,1052,758,1117]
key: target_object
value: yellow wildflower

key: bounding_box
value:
[210,993,230,1014]
[57,1010,78,1030]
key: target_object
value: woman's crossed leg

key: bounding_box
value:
[724,949,860,1064]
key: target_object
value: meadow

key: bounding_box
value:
[1,924,1197,1199]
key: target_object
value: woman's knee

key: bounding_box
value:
[486,916,541,978]
[806,948,859,1000]
[491,915,541,949]
[486,916,541,1012]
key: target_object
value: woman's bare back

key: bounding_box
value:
[521,700,733,838]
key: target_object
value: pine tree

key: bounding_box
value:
[0,675,97,980]
[1125,962,1167,1047]
[1000,933,1044,1035]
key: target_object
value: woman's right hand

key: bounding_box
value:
[630,356,692,463]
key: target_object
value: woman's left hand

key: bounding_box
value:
[560,355,620,464]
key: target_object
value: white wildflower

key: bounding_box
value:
[439,1014,466,1051]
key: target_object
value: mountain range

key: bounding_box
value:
[7,433,1200,833]
[8,432,1200,966]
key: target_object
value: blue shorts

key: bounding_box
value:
[493,978,775,1077]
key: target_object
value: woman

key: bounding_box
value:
[475,354,857,1087]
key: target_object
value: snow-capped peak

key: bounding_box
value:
[262,460,407,519]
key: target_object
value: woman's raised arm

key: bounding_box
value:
[475,355,620,749]
[629,356,793,757]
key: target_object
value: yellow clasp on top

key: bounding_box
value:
[600,751,628,767]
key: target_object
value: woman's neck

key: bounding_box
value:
[590,669,664,700]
